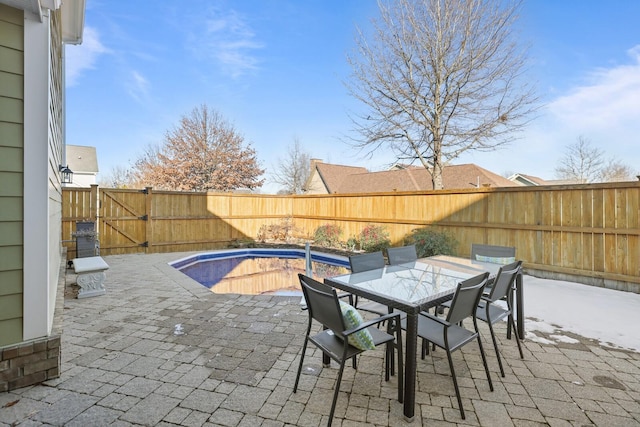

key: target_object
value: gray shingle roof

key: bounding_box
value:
[309,161,517,193]
[66,145,98,173]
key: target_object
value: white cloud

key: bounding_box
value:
[482,45,640,178]
[548,45,640,130]
[126,70,151,103]
[65,26,109,86]
[190,8,264,78]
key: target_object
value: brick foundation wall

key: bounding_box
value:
[0,336,61,392]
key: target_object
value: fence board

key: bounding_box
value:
[62,182,640,287]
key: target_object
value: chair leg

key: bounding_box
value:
[385,342,391,381]
[487,320,506,377]
[294,337,309,393]
[328,359,347,427]
[444,349,465,420]
[390,344,395,376]
[509,313,524,359]
[476,333,494,392]
[386,316,395,377]
[432,308,440,353]
[506,293,514,340]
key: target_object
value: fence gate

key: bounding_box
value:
[98,188,150,255]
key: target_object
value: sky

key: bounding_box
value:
[65,1,640,193]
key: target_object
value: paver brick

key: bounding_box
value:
[473,400,514,427]
[120,393,179,425]
[531,396,590,423]
[585,411,640,427]
[208,407,244,426]
[180,388,226,413]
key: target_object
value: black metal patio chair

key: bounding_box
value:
[471,243,516,264]
[407,272,493,419]
[294,274,403,427]
[476,260,524,377]
[348,251,390,316]
[387,244,418,265]
[470,243,520,338]
[349,251,386,273]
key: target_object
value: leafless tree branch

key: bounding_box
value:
[344,0,540,189]
[271,137,311,194]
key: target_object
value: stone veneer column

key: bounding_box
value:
[0,336,61,392]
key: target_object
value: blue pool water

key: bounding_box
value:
[170,248,350,295]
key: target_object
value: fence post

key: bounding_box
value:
[145,187,153,253]
[90,184,99,222]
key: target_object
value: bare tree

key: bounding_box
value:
[271,137,311,194]
[345,0,538,189]
[600,159,635,182]
[555,136,634,183]
[98,165,135,188]
[131,105,265,191]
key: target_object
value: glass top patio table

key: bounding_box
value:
[324,255,501,421]
[327,256,500,313]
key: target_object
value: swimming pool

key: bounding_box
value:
[170,248,350,295]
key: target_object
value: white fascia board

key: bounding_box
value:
[61,0,86,44]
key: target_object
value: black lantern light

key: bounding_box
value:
[59,164,73,184]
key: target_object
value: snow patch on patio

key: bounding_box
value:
[523,275,640,352]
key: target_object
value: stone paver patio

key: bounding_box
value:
[1,251,639,426]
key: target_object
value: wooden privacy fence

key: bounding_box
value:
[62,182,640,290]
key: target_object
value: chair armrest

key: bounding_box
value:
[343,312,401,336]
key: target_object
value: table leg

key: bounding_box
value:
[403,312,418,421]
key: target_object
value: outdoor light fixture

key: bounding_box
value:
[59,165,73,184]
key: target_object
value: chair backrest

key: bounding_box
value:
[387,244,418,265]
[299,274,345,335]
[446,272,489,325]
[486,260,522,303]
[349,251,385,273]
[471,244,516,263]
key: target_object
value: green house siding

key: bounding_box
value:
[0,270,22,295]
[0,146,22,172]
[0,122,22,147]
[0,4,24,347]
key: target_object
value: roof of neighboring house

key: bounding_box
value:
[66,145,98,173]
[313,162,369,193]
[543,178,585,185]
[440,164,516,189]
[337,168,430,193]
[308,161,517,193]
[508,173,548,186]
[388,162,424,171]
[508,173,585,186]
